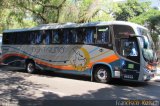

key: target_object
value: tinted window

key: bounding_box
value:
[62,29,80,44]
[63,29,72,44]
[0,36,2,54]
[41,30,51,45]
[113,25,135,38]
[84,28,96,44]
[76,28,85,43]
[51,30,60,44]
[0,36,2,45]
[30,31,37,44]
[16,32,25,44]
[120,39,138,56]
[113,25,140,63]
[2,26,110,45]
[3,33,16,44]
[96,26,109,44]
[31,30,52,45]
[113,25,135,54]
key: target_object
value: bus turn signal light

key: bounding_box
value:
[146,64,154,71]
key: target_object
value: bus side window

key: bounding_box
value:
[16,32,25,44]
[41,30,46,45]
[29,32,36,44]
[51,30,60,44]
[36,30,51,45]
[63,29,70,44]
[15,33,19,44]
[9,33,16,44]
[84,28,95,44]
[3,34,9,44]
[20,33,24,44]
[70,29,78,43]
[77,28,85,44]
[45,31,51,45]
[35,31,41,44]
[69,29,75,44]
[26,32,31,44]
[96,27,109,44]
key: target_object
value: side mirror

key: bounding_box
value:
[157,58,159,62]
[142,36,149,49]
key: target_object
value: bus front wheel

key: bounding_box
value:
[93,66,111,83]
[26,62,36,74]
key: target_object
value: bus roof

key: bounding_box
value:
[3,21,147,33]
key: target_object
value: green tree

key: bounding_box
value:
[10,0,67,24]
[0,0,67,32]
[115,0,150,21]
[130,9,160,49]
[0,0,38,32]
[0,0,118,33]
[59,0,118,23]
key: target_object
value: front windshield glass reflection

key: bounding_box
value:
[121,39,138,57]
[137,27,157,62]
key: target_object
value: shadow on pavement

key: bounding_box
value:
[1,66,160,106]
[0,66,148,87]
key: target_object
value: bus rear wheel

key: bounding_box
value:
[26,62,36,74]
[93,66,111,83]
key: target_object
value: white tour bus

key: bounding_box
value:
[1,21,158,83]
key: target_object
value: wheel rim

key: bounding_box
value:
[27,63,34,72]
[97,69,107,80]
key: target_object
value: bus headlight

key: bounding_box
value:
[146,64,154,71]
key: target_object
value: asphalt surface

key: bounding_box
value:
[0,66,160,105]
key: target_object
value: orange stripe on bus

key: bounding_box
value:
[2,53,74,70]
[2,53,120,71]
[2,54,28,60]
[88,54,119,68]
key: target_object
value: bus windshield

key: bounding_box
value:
[113,25,140,63]
[137,27,157,62]
[1,21,157,82]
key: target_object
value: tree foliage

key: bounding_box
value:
[0,0,118,33]
[5,0,117,24]
[130,9,160,49]
[59,0,117,23]
[10,0,67,24]
[115,0,150,21]
[0,0,68,32]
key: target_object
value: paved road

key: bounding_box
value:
[0,67,160,104]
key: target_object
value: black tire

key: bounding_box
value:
[93,66,111,83]
[26,62,36,74]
